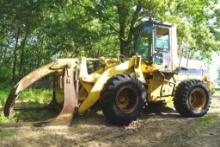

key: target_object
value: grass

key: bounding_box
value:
[0,88,51,108]
[0,115,12,124]
[0,129,15,137]
[214,89,220,96]
[0,69,56,124]
[19,88,52,104]
[0,84,52,124]
[196,113,219,128]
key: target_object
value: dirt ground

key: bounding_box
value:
[1,97,220,147]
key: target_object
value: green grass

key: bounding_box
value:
[196,113,219,128]
[0,69,54,124]
[0,129,15,137]
[14,109,58,122]
[0,87,51,108]
[0,85,52,124]
[0,115,12,124]
[19,88,52,104]
[214,89,220,96]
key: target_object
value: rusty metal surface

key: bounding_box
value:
[4,87,17,116]
[4,59,78,125]
[4,63,57,117]
[50,65,78,125]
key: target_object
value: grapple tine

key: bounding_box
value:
[4,62,56,117]
[4,87,18,117]
[49,65,78,125]
[4,59,79,126]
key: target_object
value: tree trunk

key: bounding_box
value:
[117,2,129,55]
[0,47,4,62]
[19,31,28,77]
[11,27,20,83]
[117,2,141,56]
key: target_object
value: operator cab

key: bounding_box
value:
[131,19,178,72]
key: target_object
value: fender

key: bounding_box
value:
[78,57,136,113]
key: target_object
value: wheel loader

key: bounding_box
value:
[4,19,215,125]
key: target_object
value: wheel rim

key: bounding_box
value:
[188,88,207,111]
[115,86,139,114]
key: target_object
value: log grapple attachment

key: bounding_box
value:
[4,59,79,125]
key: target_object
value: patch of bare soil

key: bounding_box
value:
[1,96,220,147]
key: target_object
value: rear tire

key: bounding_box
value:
[174,80,211,117]
[100,74,146,125]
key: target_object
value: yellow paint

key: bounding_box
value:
[80,82,93,93]
[78,57,136,113]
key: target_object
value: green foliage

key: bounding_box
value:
[0,0,219,82]
[0,0,220,124]
[214,89,220,96]
[0,87,10,110]
[0,85,51,108]
[0,72,56,124]
[0,115,15,125]
[0,66,12,82]
[19,88,51,104]
[0,84,51,124]
[0,4,219,83]
[0,89,54,124]
[0,87,52,124]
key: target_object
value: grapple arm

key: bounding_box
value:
[4,59,78,125]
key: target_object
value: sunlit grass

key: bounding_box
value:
[0,87,52,124]
[19,88,52,104]
[196,113,219,128]
[0,88,51,108]
[213,89,220,96]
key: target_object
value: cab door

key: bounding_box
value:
[153,26,173,72]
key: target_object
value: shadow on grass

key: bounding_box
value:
[0,102,59,126]
[1,101,187,127]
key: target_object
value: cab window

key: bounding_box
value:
[155,28,170,51]
[133,27,152,61]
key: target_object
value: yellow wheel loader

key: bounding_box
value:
[4,19,215,125]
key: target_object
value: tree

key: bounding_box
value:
[71,0,219,56]
[0,0,219,84]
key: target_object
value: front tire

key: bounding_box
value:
[100,74,146,125]
[174,80,211,117]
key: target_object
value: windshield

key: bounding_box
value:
[133,27,152,61]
